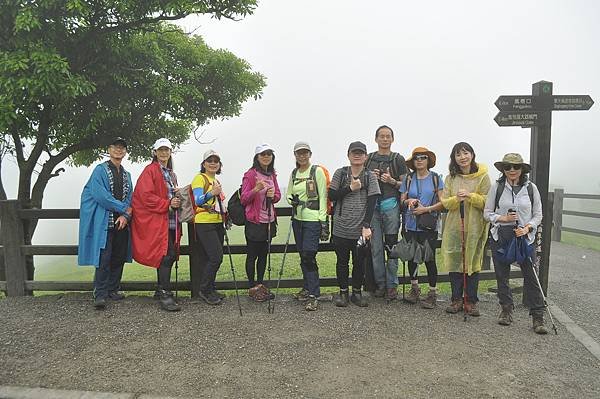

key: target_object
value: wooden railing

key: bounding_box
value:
[552,189,600,241]
[0,200,507,297]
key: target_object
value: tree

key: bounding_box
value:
[0,0,266,284]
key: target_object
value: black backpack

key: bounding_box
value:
[365,152,404,180]
[227,185,246,226]
[493,180,534,211]
[332,166,370,216]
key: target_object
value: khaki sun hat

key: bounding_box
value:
[494,153,531,173]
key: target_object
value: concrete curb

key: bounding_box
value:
[0,386,189,399]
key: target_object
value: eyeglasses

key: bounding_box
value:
[205,157,220,164]
[502,164,522,171]
[350,150,366,156]
[294,150,310,157]
[259,151,273,157]
[110,145,126,151]
[414,155,429,161]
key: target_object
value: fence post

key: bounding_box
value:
[187,223,200,298]
[0,200,27,296]
[552,188,563,242]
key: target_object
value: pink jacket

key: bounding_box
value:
[240,168,281,224]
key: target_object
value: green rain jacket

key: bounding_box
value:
[440,163,491,275]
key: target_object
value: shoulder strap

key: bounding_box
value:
[527,182,534,208]
[200,173,211,194]
[390,152,400,178]
[292,167,298,182]
[365,153,375,170]
[494,181,503,211]
[405,172,415,194]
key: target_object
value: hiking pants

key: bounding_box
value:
[332,235,366,291]
[195,223,224,295]
[156,229,177,292]
[450,271,479,303]
[245,240,268,288]
[370,206,400,289]
[94,228,128,300]
[404,230,438,287]
[491,239,544,317]
[292,219,321,297]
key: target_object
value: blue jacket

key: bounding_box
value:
[78,162,133,267]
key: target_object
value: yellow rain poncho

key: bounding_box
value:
[440,163,491,275]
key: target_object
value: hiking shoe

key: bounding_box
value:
[249,285,269,302]
[467,302,480,317]
[404,285,421,304]
[258,284,275,300]
[533,316,548,335]
[108,291,125,301]
[445,299,463,314]
[93,297,106,309]
[153,290,162,300]
[159,291,181,312]
[350,291,368,307]
[305,296,319,311]
[293,288,310,301]
[199,290,222,306]
[387,287,398,301]
[373,287,386,298]
[498,304,514,326]
[421,290,437,309]
[334,290,349,307]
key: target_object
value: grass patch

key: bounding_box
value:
[560,231,600,252]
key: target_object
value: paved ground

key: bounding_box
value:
[0,242,599,399]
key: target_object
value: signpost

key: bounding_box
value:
[494,81,594,294]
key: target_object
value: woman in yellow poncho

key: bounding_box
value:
[441,142,491,317]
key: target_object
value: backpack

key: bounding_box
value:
[365,152,404,180]
[404,171,440,206]
[227,185,246,226]
[177,173,212,223]
[493,180,534,211]
[177,185,198,223]
[292,164,333,215]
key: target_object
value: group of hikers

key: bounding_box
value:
[77,124,551,334]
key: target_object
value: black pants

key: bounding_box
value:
[333,235,366,291]
[491,239,545,317]
[404,230,438,287]
[156,229,176,292]
[195,223,224,295]
[246,240,268,287]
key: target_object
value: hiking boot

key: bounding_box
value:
[293,289,310,301]
[373,287,386,298]
[153,290,162,300]
[159,291,181,312]
[350,291,368,307]
[258,284,275,300]
[249,285,269,302]
[334,290,349,307]
[387,287,398,301]
[445,299,463,314]
[249,285,261,301]
[199,290,222,306]
[467,302,480,317]
[305,296,319,311]
[498,304,514,326]
[533,316,548,335]
[404,285,421,304]
[108,291,125,301]
[93,297,106,309]
[420,290,437,309]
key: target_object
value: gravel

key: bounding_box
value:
[1,243,599,398]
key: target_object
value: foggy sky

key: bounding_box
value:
[3,0,600,246]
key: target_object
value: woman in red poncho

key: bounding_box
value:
[131,138,182,312]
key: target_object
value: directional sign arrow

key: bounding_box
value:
[494,111,542,127]
[552,95,594,111]
[495,95,537,111]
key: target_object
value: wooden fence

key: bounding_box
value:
[552,189,600,241]
[1,200,513,297]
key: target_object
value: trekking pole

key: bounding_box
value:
[459,201,468,322]
[266,197,273,314]
[274,205,295,312]
[381,220,389,305]
[217,196,243,316]
[402,261,406,301]
[529,256,558,335]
